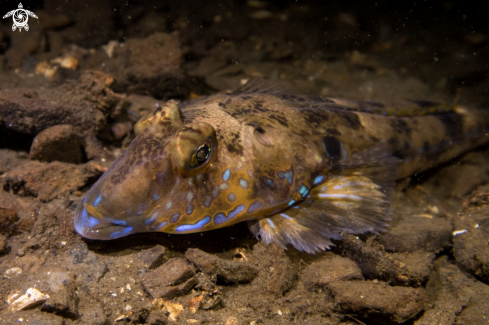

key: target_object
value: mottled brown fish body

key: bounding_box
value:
[73,81,489,253]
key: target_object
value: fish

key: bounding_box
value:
[73,77,489,253]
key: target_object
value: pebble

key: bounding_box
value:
[141,258,197,299]
[329,280,427,323]
[186,248,258,284]
[3,161,95,202]
[250,242,296,296]
[378,216,452,253]
[29,124,84,164]
[453,185,489,281]
[40,267,78,319]
[304,255,363,291]
[135,245,166,269]
[341,234,435,286]
[8,288,50,312]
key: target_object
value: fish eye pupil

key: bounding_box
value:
[196,144,210,162]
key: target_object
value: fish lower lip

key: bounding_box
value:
[74,204,134,240]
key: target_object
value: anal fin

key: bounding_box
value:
[248,174,392,254]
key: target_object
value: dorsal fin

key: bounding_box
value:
[230,76,290,95]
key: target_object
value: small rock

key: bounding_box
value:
[0,234,8,254]
[453,185,489,281]
[0,197,19,236]
[77,291,107,325]
[142,258,196,299]
[106,33,188,99]
[414,256,489,324]
[378,216,452,253]
[250,243,296,296]
[40,267,78,319]
[304,255,363,291]
[224,316,239,325]
[29,125,84,164]
[9,288,50,312]
[186,248,258,284]
[135,245,166,269]
[329,280,427,323]
[66,243,107,283]
[3,161,97,202]
[341,234,435,286]
[152,298,184,322]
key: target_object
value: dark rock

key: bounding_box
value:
[66,243,107,283]
[454,185,489,281]
[104,33,188,100]
[329,280,427,324]
[416,256,489,324]
[0,194,20,236]
[0,149,28,174]
[3,161,97,202]
[426,163,489,197]
[142,258,197,299]
[304,255,363,291]
[250,243,296,296]
[0,234,8,254]
[29,124,84,164]
[186,248,258,284]
[135,245,166,269]
[77,291,107,325]
[0,71,122,147]
[340,234,435,286]
[378,216,452,253]
[40,267,78,319]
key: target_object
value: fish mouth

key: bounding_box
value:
[73,201,135,240]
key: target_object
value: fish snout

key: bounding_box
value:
[73,201,135,240]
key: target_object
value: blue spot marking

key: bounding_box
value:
[285,171,293,185]
[152,193,160,201]
[229,204,246,219]
[215,205,246,224]
[166,201,172,209]
[239,178,249,189]
[88,216,99,227]
[81,208,88,222]
[186,205,194,215]
[403,157,410,164]
[265,178,274,187]
[93,195,102,207]
[176,216,211,232]
[196,174,203,182]
[219,183,229,191]
[314,175,324,185]
[266,218,275,228]
[204,195,213,208]
[214,212,226,224]
[106,218,127,226]
[187,192,194,202]
[153,221,167,230]
[110,226,133,238]
[145,212,159,225]
[288,200,295,206]
[228,193,236,202]
[278,170,294,185]
[222,169,230,181]
[248,201,263,213]
[170,212,181,223]
[299,185,308,195]
[280,213,293,220]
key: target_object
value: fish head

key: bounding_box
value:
[74,99,265,239]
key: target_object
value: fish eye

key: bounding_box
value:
[190,142,211,168]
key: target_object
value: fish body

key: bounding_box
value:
[74,79,489,253]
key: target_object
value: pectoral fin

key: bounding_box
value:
[248,174,392,254]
